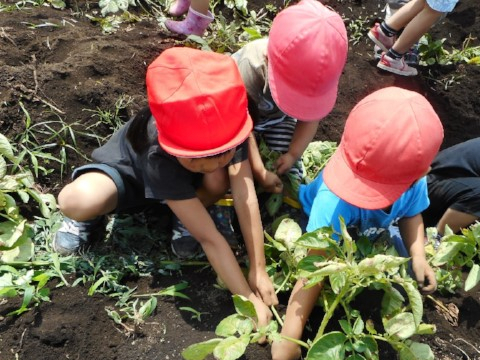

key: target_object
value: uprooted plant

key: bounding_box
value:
[182,217,438,360]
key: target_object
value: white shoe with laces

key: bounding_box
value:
[377,53,418,76]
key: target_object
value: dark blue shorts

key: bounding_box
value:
[423,175,480,227]
[72,164,161,213]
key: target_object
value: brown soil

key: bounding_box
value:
[1,0,480,359]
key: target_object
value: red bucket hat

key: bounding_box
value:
[146,47,253,158]
[267,0,348,122]
[323,87,444,209]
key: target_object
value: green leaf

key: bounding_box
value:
[398,341,434,360]
[232,295,256,318]
[381,285,405,318]
[329,271,347,295]
[266,193,283,217]
[181,338,222,360]
[307,332,346,360]
[216,314,243,337]
[0,134,15,160]
[465,263,480,291]
[402,281,423,327]
[384,312,416,340]
[213,335,250,360]
[274,218,302,251]
[357,255,408,275]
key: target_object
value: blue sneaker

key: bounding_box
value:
[52,216,106,255]
[171,216,201,259]
[208,204,239,249]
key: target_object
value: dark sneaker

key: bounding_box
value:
[404,44,420,66]
[377,53,418,76]
[171,216,201,259]
[368,23,395,53]
[52,216,106,255]
[373,44,383,60]
[208,204,239,249]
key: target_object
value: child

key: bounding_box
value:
[423,137,480,237]
[372,0,420,66]
[271,87,443,360]
[53,47,278,325]
[368,0,458,76]
[165,0,213,36]
[232,0,348,193]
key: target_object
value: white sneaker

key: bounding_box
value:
[377,53,418,76]
[368,23,395,53]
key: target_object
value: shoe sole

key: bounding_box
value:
[377,62,418,76]
[367,31,390,53]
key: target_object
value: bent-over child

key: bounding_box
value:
[423,137,480,238]
[53,47,278,326]
[232,0,348,194]
[271,86,444,360]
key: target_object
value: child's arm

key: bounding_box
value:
[228,158,279,307]
[398,214,437,294]
[271,249,326,360]
[275,121,319,175]
[167,198,273,328]
[248,133,284,194]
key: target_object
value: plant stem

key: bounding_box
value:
[314,284,349,341]
[271,305,283,326]
[280,334,310,349]
[275,270,292,294]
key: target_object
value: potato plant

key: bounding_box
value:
[182,217,438,360]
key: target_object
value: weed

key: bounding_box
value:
[346,15,371,46]
[418,33,480,66]
[16,102,102,177]
[85,94,133,137]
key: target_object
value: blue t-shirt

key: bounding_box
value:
[298,171,429,240]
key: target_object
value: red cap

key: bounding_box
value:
[323,87,444,209]
[146,47,253,158]
[267,0,348,122]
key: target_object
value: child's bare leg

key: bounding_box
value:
[190,0,209,14]
[391,3,442,53]
[58,171,118,221]
[196,168,229,206]
[387,0,427,30]
[436,208,479,235]
[271,279,323,360]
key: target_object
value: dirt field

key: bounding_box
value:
[0,0,480,359]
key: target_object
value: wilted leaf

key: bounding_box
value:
[182,338,222,360]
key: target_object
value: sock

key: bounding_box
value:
[386,48,404,60]
[380,22,398,37]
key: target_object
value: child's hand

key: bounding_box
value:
[249,295,273,344]
[271,338,301,360]
[275,152,297,175]
[260,170,283,194]
[248,268,279,306]
[411,256,437,294]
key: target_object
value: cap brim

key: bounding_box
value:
[323,147,412,209]
[268,63,338,122]
[159,114,253,158]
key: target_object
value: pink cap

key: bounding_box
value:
[267,0,348,122]
[323,87,444,209]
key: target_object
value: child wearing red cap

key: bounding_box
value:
[52,47,278,325]
[232,0,348,193]
[271,87,443,360]
[423,137,480,237]
[368,0,458,76]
